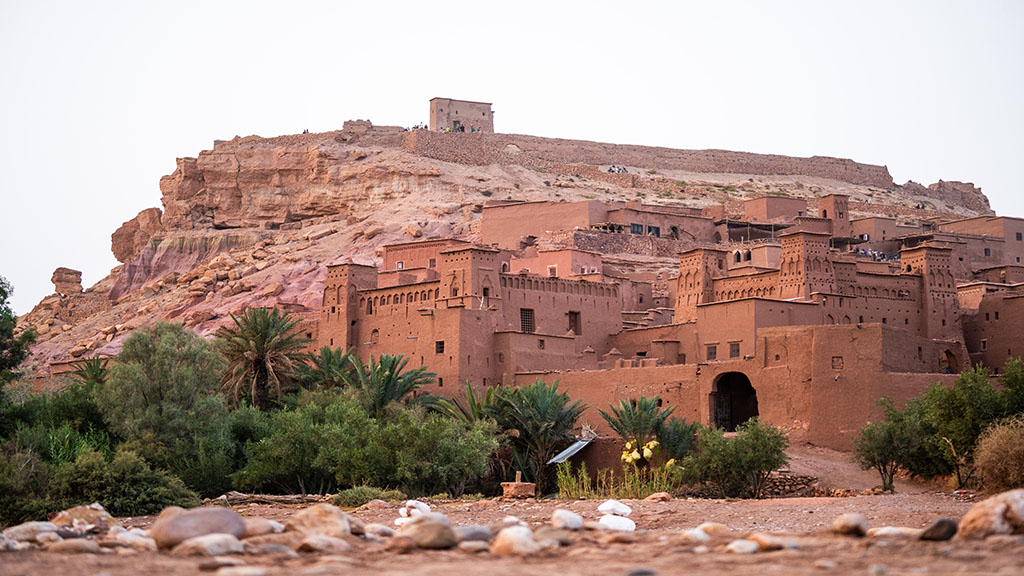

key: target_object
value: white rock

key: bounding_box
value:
[551,509,583,531]
[408,507,423,517]
[679,528,710,543]
[2,521,58,542]
[833,513,868,537]
[405,500,431,514]
[597,499,632,517]
[726,539,759,554]
[502,515,525,526]
[171,533,244,557]
[490,526,540,556]
[598,514,636,532]
[394,517,413,527]
[868,526,922,538]
[696,522,729,535]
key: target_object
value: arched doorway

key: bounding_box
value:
[712,372,758,431]
[939,350,959,374]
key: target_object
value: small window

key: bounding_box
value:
[548,266,558,277]
[483,287,490,298]
[986,313,990,321]
[729,342,740,358]
[429,258,436,268]
[677,353,686,364]
[438,377,443,388]
[858,316,864,323]
[981,339,988,351]
[996,312,1000,320]
[1017,232,1022,241]
[435,341,445,354]
[630,223,643,235]
[706,345,717,361]
[984,248,991,257]
[537,339,545,350]
[647,225,660,237]
[396,261,404,270]
[520,308,536,333]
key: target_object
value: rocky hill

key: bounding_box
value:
[15,121,993,374]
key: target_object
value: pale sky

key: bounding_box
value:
[1,1,1022,315]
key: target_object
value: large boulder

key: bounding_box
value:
[957,489,1024,539]
[149,506,246,550]
[284,503,352,538]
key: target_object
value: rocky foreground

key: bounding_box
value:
[2,490,1023,576]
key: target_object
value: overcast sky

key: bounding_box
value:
[1,1,1022,315]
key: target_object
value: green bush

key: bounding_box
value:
[853,397,923,491]
[975,414,1024,493]
[682,419,789,498]
[0,447,51,526]
[332,485,406,507]
[237,391,498,497]
[49,448,199,517]
[96,322,233,496]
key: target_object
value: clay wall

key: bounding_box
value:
[383,239,469,271]
[850,217,921,242]
[510,249,603,278]
[376,268,439,288]
[971,266,1024,285]
[790,216,832,235]
[962,292,1024,369]
[399,130,895,188]
[743,197,808,221]
[604,208,717,242]
[498,273,621,356]
[515,324,956,450]
[481,201,604,248]
[429,98,494,133]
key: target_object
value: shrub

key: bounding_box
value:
[975,415,1024,493]
[682,419,788,498]
[238,392,498,498]
[0,447,51,526]
[918,366,1005,487]
[49,447,199,517]
[96,322,233,495]
[853,397,923,491]
[332,486,406,508]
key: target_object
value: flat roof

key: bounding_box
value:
[430,97,493,106]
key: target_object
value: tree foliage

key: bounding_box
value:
[216,307,310,410]
[95,322,232,496]
[600,396,674,454]
[853,397,923,491]
[340,354,438,417]
[682,419,789,498]
[298,346,356,391]
[0,276,35,386]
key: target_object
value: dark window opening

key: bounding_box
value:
[429,258,436,268]
[520,308,536,333]
[630,223,643,235]
[537,339,545,350]
[706,345,717,361]
[984,248,991,257]
[435,340,445,354]
[568,311,581,335]
[729,342,740,358]
[981,339,988,351]
[438,377,443,388]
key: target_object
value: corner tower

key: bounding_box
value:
[318,263,378,351]
[778,231,835,300]
[676,248,728,321]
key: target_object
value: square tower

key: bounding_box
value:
[429,98,494,133]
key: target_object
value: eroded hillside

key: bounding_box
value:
[15,121,992,374]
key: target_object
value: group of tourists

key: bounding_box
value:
[607,165,629,173]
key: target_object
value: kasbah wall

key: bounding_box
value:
[308,119,1024,465]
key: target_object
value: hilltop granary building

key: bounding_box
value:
[429,98,494,133]
[316,191,1024,465]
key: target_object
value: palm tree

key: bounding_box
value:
[216,307,310,410]
[298,346,356,391]
[438,381,505,424]
[341,354,437,417]
[69,357,110,386]
[600,396,675,463]
[496,379,586,493]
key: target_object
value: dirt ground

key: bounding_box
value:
[3,447,1023,576]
